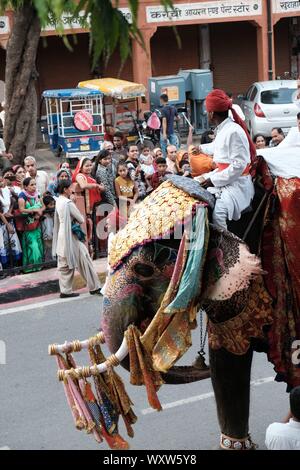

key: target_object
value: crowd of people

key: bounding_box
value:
[0,91,299,277]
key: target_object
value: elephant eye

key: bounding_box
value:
[154,246,172,266]
[133,263,155,278]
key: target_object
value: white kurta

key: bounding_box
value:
[201,118,254,225]
[54,195,100,294]
[55,195,84,258]
[26,170,49,196]
[278,126,300,148]
[265,419,300,450]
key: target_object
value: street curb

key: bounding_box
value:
[0,279,60,304]
[0,266,107,305]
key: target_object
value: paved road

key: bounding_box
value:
[0,294,288,450]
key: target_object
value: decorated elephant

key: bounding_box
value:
[50,169,300,450]
[99,172,300,450]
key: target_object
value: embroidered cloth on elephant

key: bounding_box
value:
[201,228,263,302]
[201,228,273,355]
[141,207,209,372]
[262,177,300,389]
[109,180,208,270]
[208,278,273,355]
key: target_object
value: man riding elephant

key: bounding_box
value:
[197,89,256,230]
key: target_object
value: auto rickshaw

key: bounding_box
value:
[77,78,150,145]
[42,88,105,161]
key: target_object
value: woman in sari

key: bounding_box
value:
[72,158,104,215]
[18,177,44,272]
[47,168,71,198]
[0,173,22,269]
[12,165,26,194]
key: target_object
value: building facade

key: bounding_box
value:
[0,0,300,102]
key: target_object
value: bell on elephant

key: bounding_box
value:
[192,352,209,371]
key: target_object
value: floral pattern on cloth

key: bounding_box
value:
[109,180,203,270]
[262,177,300,389]
[201,228,263,302]
[207,279,273,355]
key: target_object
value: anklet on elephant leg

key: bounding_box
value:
[220,433,257,450]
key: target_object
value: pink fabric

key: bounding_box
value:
[147,112,161,130]
[203,243,263,301]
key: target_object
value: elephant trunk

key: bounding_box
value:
[101,297,210,385]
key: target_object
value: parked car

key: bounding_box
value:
[239,80,298,138]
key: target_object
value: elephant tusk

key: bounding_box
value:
[48,331,106,355]
[56,337,129,381]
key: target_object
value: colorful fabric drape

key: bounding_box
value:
[141,206,209,372]
[262,177,300,389]
[125,325,164,411]
[56,347,136,449]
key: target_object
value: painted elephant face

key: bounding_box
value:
[101,241,178,354]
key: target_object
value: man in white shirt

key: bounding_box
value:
[24,155,49,196]
[265,386,300,450]
[166,144,178,174]
[197,89,255,230]
[278,112,300,148]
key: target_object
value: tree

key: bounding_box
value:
[0,0,172,163]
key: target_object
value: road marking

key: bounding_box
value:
[141,376,274,415]
[0,293,91,316]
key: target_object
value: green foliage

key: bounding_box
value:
[0,0,174,66]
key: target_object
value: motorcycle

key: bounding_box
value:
[125,106,185,149]
[124,106,157,149]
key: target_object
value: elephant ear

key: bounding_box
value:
[202,228,263,302]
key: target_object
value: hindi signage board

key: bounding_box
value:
[272,0,300,13]
[0,16,10,35]
[146,0,262,23]
[119,8,133,23]
[44,8,132,32]
[44,11,88,32]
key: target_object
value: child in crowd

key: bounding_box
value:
[115,162,138,218]
[41,194,55,261]
[125,144,147,201]
[139,144,155,177]
[178,159,192,178]
[147,157,172,191]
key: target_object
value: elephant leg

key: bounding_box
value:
[209,346,253,442]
